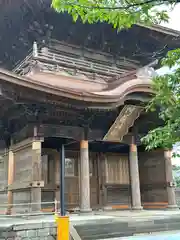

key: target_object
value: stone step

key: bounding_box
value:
[73,217,180,240]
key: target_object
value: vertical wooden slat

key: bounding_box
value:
[106,154,129,184]
[139,149,167,203]
[97,153,101,206]
[41,155,48,185]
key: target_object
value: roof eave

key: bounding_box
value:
[138,24,180,37]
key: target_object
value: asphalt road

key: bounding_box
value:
[121,231,180,240]
[99,231,180,240]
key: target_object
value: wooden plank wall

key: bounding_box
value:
[41,149,99,210]
[138,150,168,207]
[13,144,33,213]
[106,154,129,184]
[0,150,8,213]
[104,153,131,207]
[41,149,132,209]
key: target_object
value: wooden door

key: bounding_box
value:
[90,153,99,208]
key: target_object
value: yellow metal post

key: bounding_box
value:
[56,216,69,240]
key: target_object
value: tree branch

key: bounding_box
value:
[57,0,180,10]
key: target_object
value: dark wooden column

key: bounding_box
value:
[79,139,92,213]
[129,136,142,210]
[164,149,178,210]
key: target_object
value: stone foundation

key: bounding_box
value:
[0,220,56,240]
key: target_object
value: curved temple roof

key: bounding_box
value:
[0,65,155,109]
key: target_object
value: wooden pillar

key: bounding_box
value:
[6,149,14,215]
[129,136,142,210]
[55,150,60,212]
[31,140,43,212]
[164,149,178,210]
[79,140,91,213]
[98,153,106,207]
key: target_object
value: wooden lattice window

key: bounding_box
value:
[65,158,75,176]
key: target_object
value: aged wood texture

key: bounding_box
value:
[0,150,8,213]
[15,40,139,78]
[41,190,55,210]
[9,139,44,213]
[43,148,99,210]
[13,145,33,184]
[98,153,106,206]
[129,139,142,210]
[31,140,43,212]
[41,149,56,187]
[104,153,131,206]
[12,141,33,213]
[12,190,31,213]
[103,105,144,142]
[7,150,14,214]
[106,154,130,184]
[38,124,103,141]
[138,150,168,203]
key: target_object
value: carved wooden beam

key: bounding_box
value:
[38,124,104,141]
[8,181,44,191]
[103,105,144,142]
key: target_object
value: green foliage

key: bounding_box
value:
[51,0,170,29]
[142,48,180,150]
[173,165,180,187]
[175,177,180,187]
[51,0,180,152]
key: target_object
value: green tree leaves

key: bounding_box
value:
[51,0,180,152]
[51,0,170,29]
[142,49,180,150]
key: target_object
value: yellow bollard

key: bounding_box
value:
[56,215,69,240]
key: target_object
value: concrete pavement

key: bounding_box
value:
[0,210,180,239]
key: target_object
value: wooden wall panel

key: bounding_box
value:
[0,151,8,190]
[104,153,131,206]
[41,155,48,185]
[90,177,98,207]
[14,146,33,183]
[12,190,31,213]
[106,154,129,184]
[139,150,167,203]
[41,190,55,210]
[41,149,99,209]
[41,149,56,187]
[65,177,79,208]
[0,150,8,213]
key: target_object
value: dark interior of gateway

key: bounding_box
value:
[42,137,129,153]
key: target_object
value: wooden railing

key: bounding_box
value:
[36,50,128,76]
[12,46,134,77]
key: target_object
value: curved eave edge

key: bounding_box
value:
[0,68,153,109]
